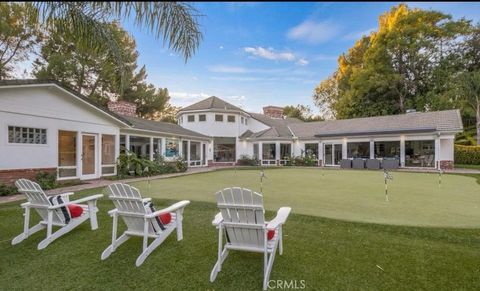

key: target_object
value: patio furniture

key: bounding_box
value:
[352,159,365,169]
[366,159,381,170]
[382,158,399,169]
[210,187,291,290]
[12,179,102,250]
[101,183,190,266]
[340,159,352,169]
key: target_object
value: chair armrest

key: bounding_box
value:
[146,200,190,218]
[48,194,103,209]
[142,198,152,203]
[58,192,75,198]
[266,207,291,229]
[108,209,118,216]
[212,212,223,226]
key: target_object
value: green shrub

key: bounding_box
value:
[455,145,480,165]
[0,183,17,196]
[289,154,318,167]
[116,151,187,178]
[36,171,57,190]
[175,157,188,172]
[237,155,259,166]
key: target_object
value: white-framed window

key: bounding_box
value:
[227,115,235,123]
[199,114,206,122]
[215,114,224,122]
[241,116,244,124]
[8,126,47,144]
[245,118,248,125]
[188,115,195,122]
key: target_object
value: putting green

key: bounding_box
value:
[130,168,480,228]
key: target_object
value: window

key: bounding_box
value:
[245,118,248,125]
[280,144,291,159]
[241,117,244,124]
[374,141,400,159]
[188,115,195,122]
[165,138,179,157]
[8,126,47,144]
[227,115,235,122]
[153,138,162,159]
[347,142,370,159]
[199,114,206,122]
[102,135,116,175]
[405,140,435,167]
[190,141,201,161]
[262,143,276,160]
[214,137,236,162]
[58,131,77,178]
[253,143,259,160]
[304,143,318,158]
[130,136,150,158]
[215,114,224,122]
[120,135,126,153]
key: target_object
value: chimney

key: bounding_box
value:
[263,106,284,119]
[107,100,137,117]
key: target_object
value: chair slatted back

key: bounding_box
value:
[107,183,155,234]
[215,187,266,248]
[15,179,65,223]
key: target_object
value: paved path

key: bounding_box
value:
[0,167,216,204]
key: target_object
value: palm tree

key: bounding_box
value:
[34,2,202,61]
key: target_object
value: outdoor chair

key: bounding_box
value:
[101,183,190,266]
[340,159,352,169]
[366,159,381,169]
[12,179,102,250]
[352,159,365,169]
[382,158,399,169]
[210,187,291,290]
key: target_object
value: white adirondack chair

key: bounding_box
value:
[210,187,291,290]
[12,179,103,250]
[101,183,190,266]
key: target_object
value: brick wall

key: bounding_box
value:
[107,101,137,117]
[263,106,284,119]
[0,168,56,185]
[439,160,454,170]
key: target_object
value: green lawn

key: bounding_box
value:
[129,168,480,228]
[1,197,480,290]
[456,164,480,170]
[1,169,480,290]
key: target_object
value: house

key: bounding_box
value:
[0,79,462,184]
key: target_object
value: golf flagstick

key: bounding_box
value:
[260,169,267,194]
[438,169,443,188]
[383,169,393,202]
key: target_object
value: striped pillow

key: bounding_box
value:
[144,201,166,232]
[48,195,71,224]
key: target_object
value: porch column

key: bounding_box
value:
[99,133,103,174]
[369,140,375,159]
[200,142,204,165]
[342,139,348,159]
[275,142,280,165]
[178,138,183,158]
[435,135,441,169]
[149,137,154,161]
[76,131,82,178]
[400,136,405,167]
[125,134,130,153]
[318,142,323,166]
[161,138,166,158]
[259,142,263,164]
[187,140,191,165]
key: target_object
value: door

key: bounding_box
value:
[324,144,343,166]
[202,143,206,165]
[82,134,97,179]
[324,144,333,165]
[334,144,343,165]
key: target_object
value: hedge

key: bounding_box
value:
[454,145,480,165]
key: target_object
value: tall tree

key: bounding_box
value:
[283,104,323,122]
[0,2,42,79]
[456,71,480,145]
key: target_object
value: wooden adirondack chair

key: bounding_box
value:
[210,187,291,290]
[101,183,190,266]
[12,179,103,250]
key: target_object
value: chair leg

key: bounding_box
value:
[278,226,283,255]
[210,226,228,282]
[176,210,184,241]
[37,215,89,250]
[101,233,130,260]
[12,223,45,245]
[136,230,173,267]
[87,201,98,230]
[263,241,279,291]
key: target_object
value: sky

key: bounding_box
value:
[20,2,480,114]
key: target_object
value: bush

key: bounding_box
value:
[116,151,188,178]
[289,154,318,167]
[455,145,480,165]
[0,183,17,196]
[237,155,259,166]
[36,171,57,190]
[175,157,188,172]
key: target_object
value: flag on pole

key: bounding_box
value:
[383,169,393,202]
[260,170,267,194]
[438,169,444,188]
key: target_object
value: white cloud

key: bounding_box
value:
[208,65,248,74]
[342,27,376,41]
[313,54,337,61]
[219,45,224,50]
[296,58,309,66]
[287,20,340,44]
[244,47,296,61]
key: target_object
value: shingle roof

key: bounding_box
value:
[244,113,302,140]
[289,110,463,139]
[120,115,209,139]
[179,96,244,112]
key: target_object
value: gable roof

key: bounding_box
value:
[121,115,209,139]
[241,112,302,140]
[178,96,245,113]
[289,110,463,139]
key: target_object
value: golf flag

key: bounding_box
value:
[438,169,444,188]
[260,170,267,193]
[383,169,393,202]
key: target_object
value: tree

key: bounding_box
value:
[313,74,338,119]
[153,104,181,124]
[283,104,323,122]
[0,2,42,79]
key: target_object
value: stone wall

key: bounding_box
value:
[439,160,454,170]
[107,101,137,117]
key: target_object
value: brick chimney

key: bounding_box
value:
[263,106,284,119]
[107,101,137,117]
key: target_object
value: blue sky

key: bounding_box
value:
[41,2,480,113]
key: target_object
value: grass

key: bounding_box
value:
[2,196,480,290]
[128,168,480,228]
[456,164,480,170]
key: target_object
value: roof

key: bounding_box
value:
[120,115,209,139]
[179,96,245,113]
[242,112,303,140]
[289,110,463,139]
[0,79,130,126]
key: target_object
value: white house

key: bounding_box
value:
[0,80,463,184]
